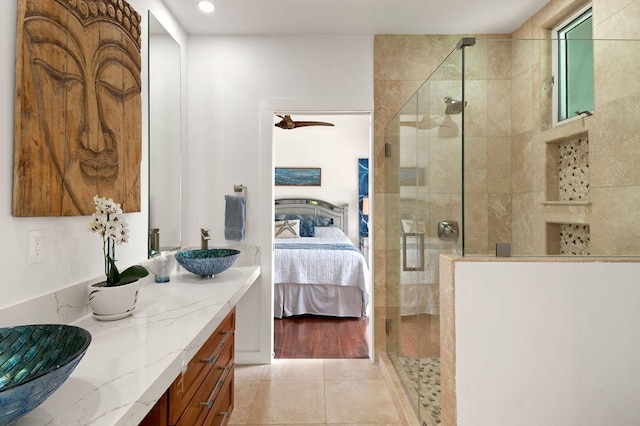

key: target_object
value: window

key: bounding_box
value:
[552,5,594,124]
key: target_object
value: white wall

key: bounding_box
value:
[274,113,370,244]
[454,260,640,426]
[0,0,187,310]
[0,4,372,363]
[187,35,374,362]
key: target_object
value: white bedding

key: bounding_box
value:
[399,237,458,316]
[274,227,370,318]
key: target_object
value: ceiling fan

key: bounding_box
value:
[274,115,335,130]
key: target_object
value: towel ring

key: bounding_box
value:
[234,184,247,198]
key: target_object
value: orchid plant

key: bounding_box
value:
[88,195,148,287]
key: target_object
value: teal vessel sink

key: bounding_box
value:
[0,324,91,424]
[175,248,241,277]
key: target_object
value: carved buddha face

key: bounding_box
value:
[15,0,141,216]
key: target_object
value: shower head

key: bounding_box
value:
[444,96,466,115]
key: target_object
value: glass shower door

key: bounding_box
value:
[386,46,463,426]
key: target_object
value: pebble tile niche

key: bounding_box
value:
[547,134,591,255]
[558,135,589,201]
[559,223,591,255]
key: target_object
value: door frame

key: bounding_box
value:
[259,98,374,361]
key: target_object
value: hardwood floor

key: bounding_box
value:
[399,314,440,358]
[274,315,369,359]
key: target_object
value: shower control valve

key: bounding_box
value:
[438,220,459,242]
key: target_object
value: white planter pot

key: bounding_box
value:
[87,281,141,321]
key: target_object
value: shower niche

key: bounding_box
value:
[543,130,591,255]
[544,131,590,203]
[547,222,591,255]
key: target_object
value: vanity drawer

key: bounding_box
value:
[203,366,234,426]
[169,308,235,425]
[176,364,234,426]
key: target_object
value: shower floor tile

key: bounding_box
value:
[395,356,442,426]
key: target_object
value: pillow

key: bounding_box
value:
[274,214,317,236]
[313,215,334,227]
[402,219,426,234]
[275,214,334,227]
[275,219,300,239]
[297,218,315,237]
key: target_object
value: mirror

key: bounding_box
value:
[148,11,181,257]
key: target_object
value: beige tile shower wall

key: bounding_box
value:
[374,34,510,351]
[589,19,640,256]
[375,1,640,345]
[375,36,432,352]
[464,38,513,255]
[509,0,640,256]
[374,35,457,352]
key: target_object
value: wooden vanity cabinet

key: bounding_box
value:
[139,392,168,426]
[140,308,235,426]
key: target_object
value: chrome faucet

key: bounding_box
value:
[201,228,211,250]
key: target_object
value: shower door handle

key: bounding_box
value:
[402,233,425,272]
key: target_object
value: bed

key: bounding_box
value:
[273,198,370,318]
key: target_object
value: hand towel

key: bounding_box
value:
[225,195,246,242]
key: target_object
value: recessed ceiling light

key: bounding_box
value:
[198,1,215,13]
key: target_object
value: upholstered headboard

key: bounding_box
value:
[275,198,349,233]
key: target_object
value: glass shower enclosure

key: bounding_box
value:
[383,35,640,425]
[384,40,469,426]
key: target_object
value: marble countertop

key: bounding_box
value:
[16,265,260,426]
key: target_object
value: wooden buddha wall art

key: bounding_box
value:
[13,0,142,216]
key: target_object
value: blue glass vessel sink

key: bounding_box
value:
[175,248,241,277]
[0,324,91,424]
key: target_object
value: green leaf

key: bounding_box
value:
[113,265,149,286]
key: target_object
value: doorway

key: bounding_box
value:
[271,111,373,359]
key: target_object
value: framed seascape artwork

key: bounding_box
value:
[275,167,322,186]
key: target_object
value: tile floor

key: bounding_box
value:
[229,356,418,425]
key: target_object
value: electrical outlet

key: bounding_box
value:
[28,231,45,264]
